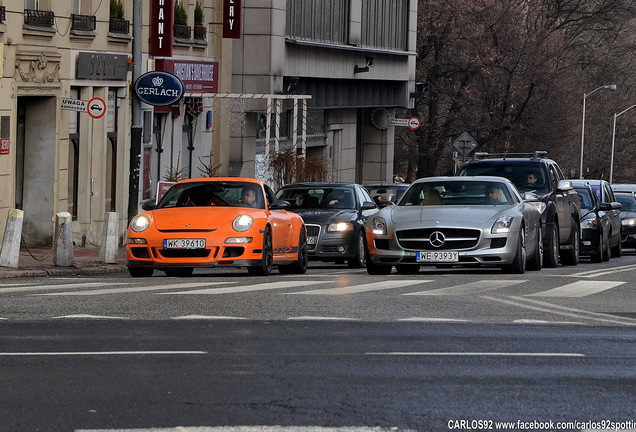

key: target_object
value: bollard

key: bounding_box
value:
[53,212,74,267]
[100,212,119,264]
[0,209,25,268]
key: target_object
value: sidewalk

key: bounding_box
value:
[0,245,128,279]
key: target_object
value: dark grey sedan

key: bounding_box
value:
[276,182,378,267]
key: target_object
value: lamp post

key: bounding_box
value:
[610,104,636,183]
[580,84,617,178]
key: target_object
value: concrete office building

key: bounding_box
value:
[0,0,416,249]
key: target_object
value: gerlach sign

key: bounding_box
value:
[134,71,185,107]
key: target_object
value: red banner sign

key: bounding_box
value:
[0,138,9,155]
[223,0,241,39]
[156,59,219,93]
[149,0,174,57]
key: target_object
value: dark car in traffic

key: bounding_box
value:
[584,179,622,257]
[571,181,612,262]
[276,182,378,267]
[614,191,636,252]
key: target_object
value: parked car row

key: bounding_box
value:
[125,155,634,278]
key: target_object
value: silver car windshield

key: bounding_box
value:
[400,181,513,206]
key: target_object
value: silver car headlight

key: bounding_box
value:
[232,214,254,232]
[130,215,151,233]
[491,215,513,234]
[370,215,387,235]
[327,222,353,232]
[622,218,636,226]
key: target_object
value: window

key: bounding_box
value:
[286,0,349,44]
[361,0,408,50]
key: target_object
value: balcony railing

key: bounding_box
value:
[24,9,54,28]
[0,6,5,22]
[174,24,191,39]
[109,17,130,34]
[71,13,96,31]
[194,24,206,40]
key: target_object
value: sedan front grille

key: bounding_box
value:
[305,224,321,252]
[396,228,480,250]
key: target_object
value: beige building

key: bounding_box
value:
[0,0,416,249]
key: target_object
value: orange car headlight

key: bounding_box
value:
[130,215,151,233]
[232,214,254,232]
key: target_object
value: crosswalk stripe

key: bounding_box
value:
[1,282,131,294]
[527,280,625,297]
[157,280,332,295]
[34,282,233,296]
[566,263,636,278]
[286,280,424,295]
[403,280,526,296]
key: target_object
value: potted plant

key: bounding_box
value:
[174,1,188,25]
[110,0,124,19]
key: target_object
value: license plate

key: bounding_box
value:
[164,238,206,249]
[307,236,317,245]
[416,251,459,262]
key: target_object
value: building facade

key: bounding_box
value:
[0,0,416,249]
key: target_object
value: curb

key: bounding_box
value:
[0,264,128,279]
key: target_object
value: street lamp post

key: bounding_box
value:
[579,84,617,178]
[610,104,636,184]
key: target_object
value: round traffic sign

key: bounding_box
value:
[87,97,106,119]
[408,116,421,130]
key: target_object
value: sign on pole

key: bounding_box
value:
[87,97,106,119]
[408,117,421,130]
[452,132,478,160]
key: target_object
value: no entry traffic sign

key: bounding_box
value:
[87,97,106,119]
[408,116,421,130]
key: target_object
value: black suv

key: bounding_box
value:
[458,151,581,267]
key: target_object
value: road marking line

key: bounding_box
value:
[513,319,585,325]
[366,352,585,357]
[0,351,207,357]
[52,314,128,320]
[286,280,424,295]
[403,280,526,296]
[527,280,625,297]
[398,317,470,322]
[0,282,130,294]
[76,427,416,431]
[34,282,233,296]
[565,263,636,278]
[288,316,360,321]
[483,295,636,326]
[157,280,331,294]
[171,315,246,320]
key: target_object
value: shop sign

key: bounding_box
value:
[156,59,219,93]
[76,52,129,81]
[223,0,241,39]
[134,71,185,106]
[150,0,174,57]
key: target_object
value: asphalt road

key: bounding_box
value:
[1,254,636,431]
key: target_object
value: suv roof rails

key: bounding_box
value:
[470,151,548,161]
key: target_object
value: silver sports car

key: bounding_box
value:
[365,176,543,274]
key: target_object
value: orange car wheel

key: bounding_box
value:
[248,227,273,276]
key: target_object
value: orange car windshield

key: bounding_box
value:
[157,182,265,209]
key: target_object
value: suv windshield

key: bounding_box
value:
[459,162,549,194]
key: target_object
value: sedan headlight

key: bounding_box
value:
[581,219,598,229]
[622,218,636,227]
[327,222,353,232]
[130,215,151,233]
[369,215,387,235]
[232,214,254,232]
[491,215,513,233]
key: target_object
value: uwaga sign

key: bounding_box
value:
[150,0,174,57]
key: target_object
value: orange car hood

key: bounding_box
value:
[151,207,243,231]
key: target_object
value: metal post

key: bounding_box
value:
[579,92,587,179]
[609,104,636,184]
[128,0,143,222]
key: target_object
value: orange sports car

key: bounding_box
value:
[127,178,308,277]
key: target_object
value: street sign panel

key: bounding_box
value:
[0,138,9,155]
[87,97,106,119]
[61,98,88,112]
[408,117,421,130]
[452,132,477,154]
[391,118,409,127]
